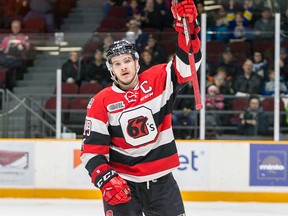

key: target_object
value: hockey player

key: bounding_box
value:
[80,0,202,215]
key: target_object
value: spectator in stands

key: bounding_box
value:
[215,47,240,77]
[123,18,149,52]
[195,0,207,25]
[207,14,230,43]
[226,0,254,42]
[205,84,225,138]
[62,51,82,86]
[138,50,157,73]
[209,67,234,95]
[280,47,288,83]
[97,33,114,60]
[253,7,275,41]
[24,0,57,33]
[102,0,115,18]
[140,0,165,30]
[154,0,173,28]
[237,95,270,135]
[261,68,288,96]
[210,67,234,125]
[252,50,269,78]
[125,0,142,21]
[172,80,196,139]
[144,34,167,64]
[0,20,30,90]
[233,58,263,96]
[83,48,111,87]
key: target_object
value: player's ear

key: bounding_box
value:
[136,60,140,72]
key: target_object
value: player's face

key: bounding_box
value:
[111,53,138,85]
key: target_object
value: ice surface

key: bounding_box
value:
[1,198,288,216]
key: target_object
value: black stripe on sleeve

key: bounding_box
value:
[85,155,108,176]
[176,45,189,65]
[84,131,110,146]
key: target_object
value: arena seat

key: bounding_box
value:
[79,83,103,95]
[61,83,79,95]
[228,41,251,57]
[0,68,6,89]
[68,97,90,124]
[82,41,102,55]
[44,96,70,110]
[23,18,47,33]
[230,97,249,125]
[107,6,128,17]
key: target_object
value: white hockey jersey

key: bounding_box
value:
[81,33,202,183]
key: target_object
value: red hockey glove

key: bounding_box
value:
[171,0,198,23]
[174,19,200,35]
[92,164,131,205]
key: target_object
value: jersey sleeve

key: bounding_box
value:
[80,95,111,178]
[172,28,202,85]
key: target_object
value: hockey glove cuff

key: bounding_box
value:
[92,164,131,205]
[177,24,201,53]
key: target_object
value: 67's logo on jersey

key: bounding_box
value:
[119,106,158,146]
[127,116,150,139]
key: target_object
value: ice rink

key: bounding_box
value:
[1,198,288,216]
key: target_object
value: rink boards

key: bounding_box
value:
[0,139,288,202]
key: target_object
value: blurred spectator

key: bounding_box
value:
[0,20,30,90]
[261,68,288,96]
[206,84,225,111]
[83,48,111,87]
[281,8,288,41]
[211,67,234,125]
[209,67,234,95]
[280,47,288,82]
[97,33,114,60]
[123,19,149,52]
[138,0,147,8]
[252,50,269,78]
[237,95,270,135]
[252,0,269,24]
[140,0,165,30]
[144,34,167,64]
[205,84,225,138]
[62,51,83,86]
[102,0,115,18]
[253,7,275,41]
[138,50,157,73]
[24,0,57,33]
[195,0,207,24]
[125,0,142,21]
[226,0,254,42]
[172,80,196,139]
[154,0,173,28]
[207,14,229,43]
[215,47,240,77]
[233,58,263,96]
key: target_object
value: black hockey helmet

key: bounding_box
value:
[106,39,139,65]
